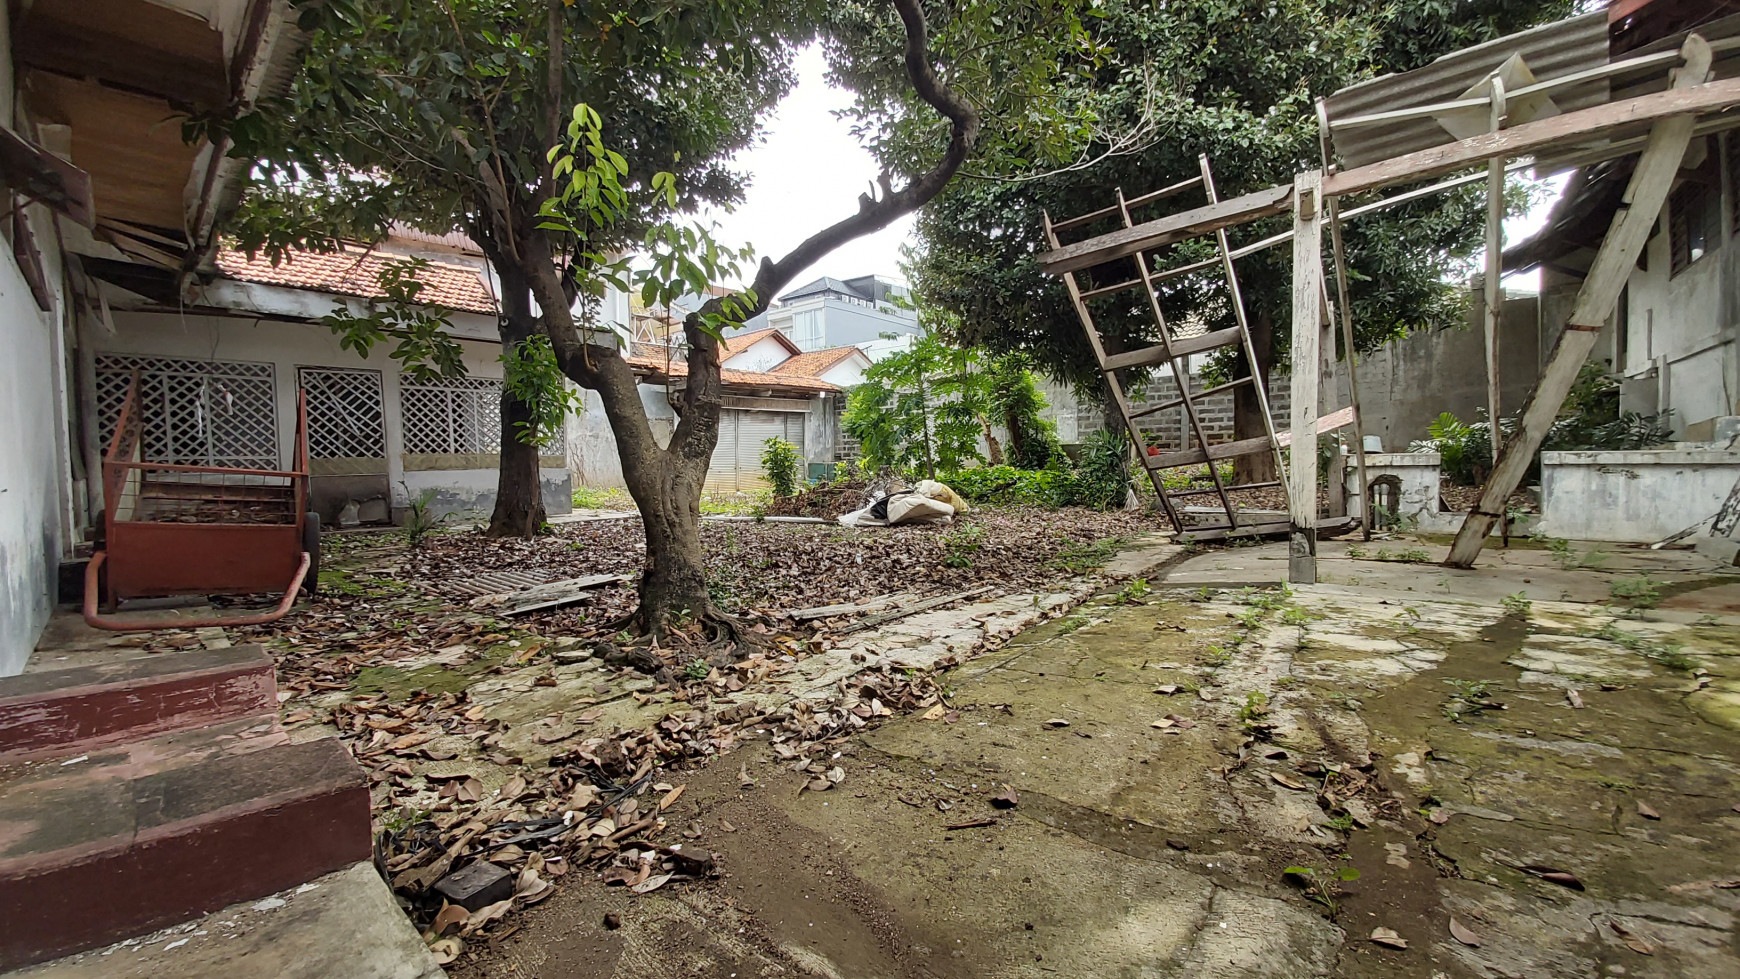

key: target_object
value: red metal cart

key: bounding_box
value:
[83,377,318,630]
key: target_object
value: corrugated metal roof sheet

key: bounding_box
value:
[1324,11,1612,169]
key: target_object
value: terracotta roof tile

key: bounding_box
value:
[771,346,865,378]
[215,246,498,315]
[625,355,839,394]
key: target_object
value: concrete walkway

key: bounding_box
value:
[468,538,1740,978]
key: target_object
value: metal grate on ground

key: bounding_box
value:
[399,375,503,455]
[96,355,278,469]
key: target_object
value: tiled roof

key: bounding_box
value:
[720,328,800,357]
[771,346,865,378]
[214,246,499,315]
[625,355,839,394]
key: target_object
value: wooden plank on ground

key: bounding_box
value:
[836,585,999,635]
[470,573,632,615]
[788,593,906,621]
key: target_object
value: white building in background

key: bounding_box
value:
[733,275,921,360]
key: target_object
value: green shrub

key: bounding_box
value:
[941,523,986,567]
[761,437,803,498]
[1071,430,1130,511]
[945,465,1072,506]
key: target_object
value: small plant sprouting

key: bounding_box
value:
[941,523,987,569]
[1281,606,1315,627]
[683,659,711,681]
[1609,575,1661,610]
[402,485,449,548]
[1442,678,1501,722]
[1501,592,1532,619]
[1238,690,1271,729]
[1283,864,1360,915]
[1202,645,1232,668]
[1114,578,1153,604]
[1345,544,1367,559]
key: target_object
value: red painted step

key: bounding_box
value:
[0,646,277,761]
[0,727,371,969]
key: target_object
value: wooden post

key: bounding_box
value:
[1315,100,1372,540]
[1289,170,1324,584]
[1483,76,1507,471]
[1446,34,1712,569]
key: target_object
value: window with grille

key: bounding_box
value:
[399,375,503,454]
[299,367,386,463]
[96,355,278,468]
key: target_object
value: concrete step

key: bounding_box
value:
[5,862,445,979]
[0,646,278,762]
[0,731,371,969]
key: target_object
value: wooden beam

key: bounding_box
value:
[1288,171,1325,584]
[1324,69,1740,200]
[1445,35,1712,569]
[1039,184,1293,276]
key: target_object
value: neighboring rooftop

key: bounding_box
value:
[624,355,840,394]
[771,346,867,378]
[720,328,802,357]
[214,246,499,316]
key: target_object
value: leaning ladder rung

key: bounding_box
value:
[1080,277,1144,300]
[1053,176,1204,233]
[1183,520,1292,542]
[1143,434,1273,471]
[1166,480,1281,500]
[1131,375,1254,419]
[1123,175,1206,210]
[1101,328,1244,372]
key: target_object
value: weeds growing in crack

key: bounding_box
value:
[1591,623,1697,671]
[1442,678,1502,722]
[1283,863,1360,916]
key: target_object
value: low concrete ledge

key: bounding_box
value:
[1538,447,1740,543]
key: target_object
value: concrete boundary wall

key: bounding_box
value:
[1537,447,1740,543]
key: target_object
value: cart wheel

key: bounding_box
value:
[302,512,321,596]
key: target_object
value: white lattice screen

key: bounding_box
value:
[400,375,503,454]
[298,367,386,459]
[96,355,278,468]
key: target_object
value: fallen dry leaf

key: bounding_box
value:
[631,873,673,894]
[991,787,1019,809]
[1369,927,1407,950]
[1610,920,1654,955]
[1151,718,1176,729]
[921,704,946,721]
[1565,689,1584,709]
[427,937,462,964]
[459,898,513,936]
[659,785,686,811]
[1429,808,1452,825]
[1044,718,1070,728]
[1520,865,1585,890]
[1635,800,1660,820]
[1154,684,1180,695]
[1449,917,1482,947]
[429,903,469,938]
[1269,772,1308,791]
[1666,878,1740,893]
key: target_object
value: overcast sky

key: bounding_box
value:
[704,45,914,293]
[705,45,1564,297]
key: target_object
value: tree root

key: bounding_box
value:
[600,603,775,676]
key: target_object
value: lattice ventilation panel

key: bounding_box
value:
[400,375,503,454]
[96,355,278,469]
[299,367,386,459]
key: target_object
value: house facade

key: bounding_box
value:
[93,237,581,528]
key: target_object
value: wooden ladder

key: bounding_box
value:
[1043,156,1291,541]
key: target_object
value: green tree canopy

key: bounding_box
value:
[885,0,1576,477]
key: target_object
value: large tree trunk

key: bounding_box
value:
[1233,307,1278,485]
[486,265,549,537]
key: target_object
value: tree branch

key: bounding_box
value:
[670,0,981,458]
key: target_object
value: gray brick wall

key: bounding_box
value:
[1075,372,1289,451]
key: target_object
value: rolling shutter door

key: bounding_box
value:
[706,409,806,493]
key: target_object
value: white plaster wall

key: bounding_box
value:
[569,383,676,489]
[0,205,71,675]
[817,358,868,388]
[1623,196,1735,433]
[1537,448,1740,542]
[722,336,792,373]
